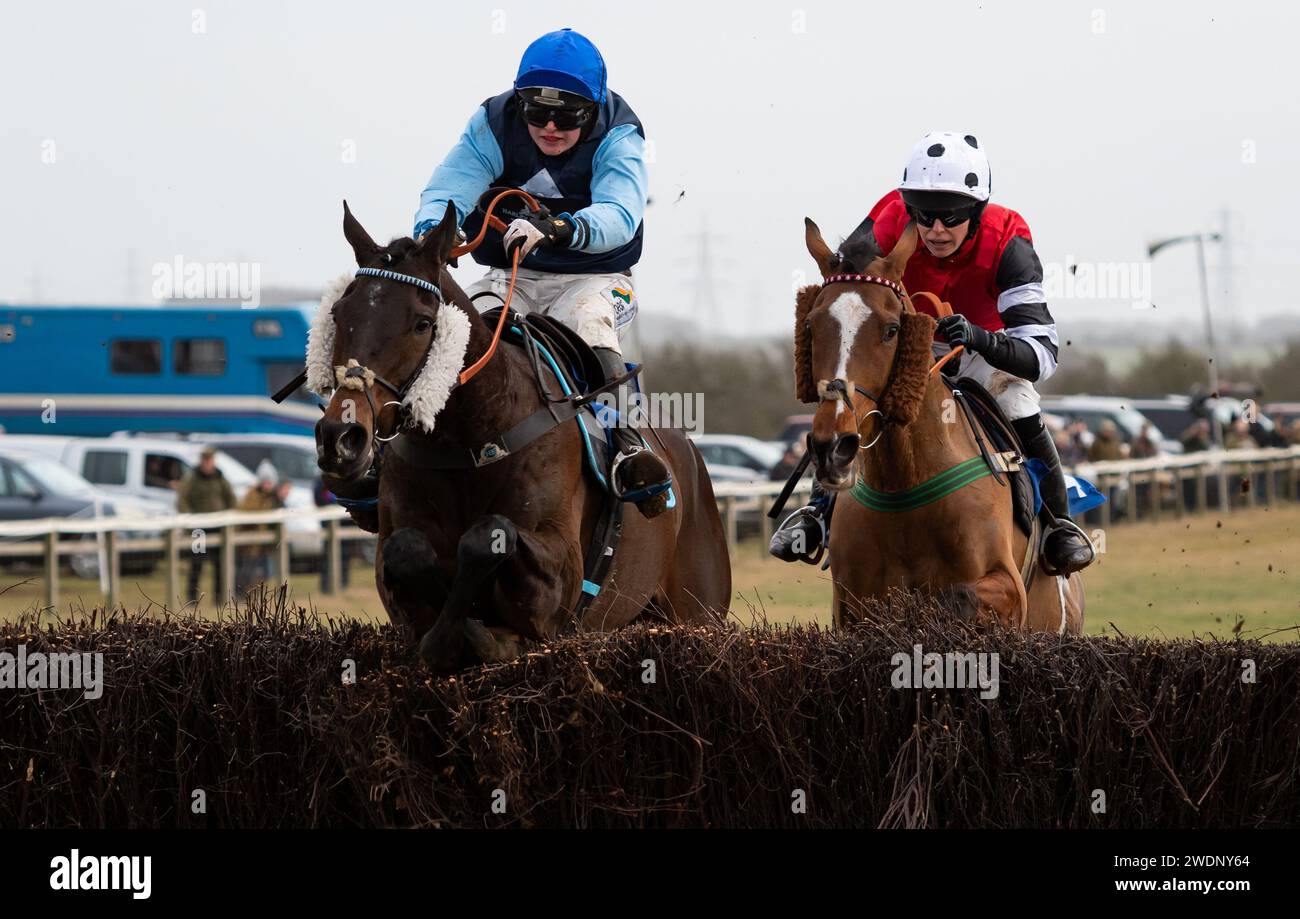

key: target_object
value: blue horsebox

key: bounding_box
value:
[0,302,320,436]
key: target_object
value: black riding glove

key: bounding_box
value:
[937,314,1046,380]
[936,314,993,354]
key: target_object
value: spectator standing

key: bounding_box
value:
[177,446,237,604]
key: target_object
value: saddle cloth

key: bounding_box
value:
[484,307,664,499]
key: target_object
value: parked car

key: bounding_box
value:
[0,434,321,553]
[690,435,785,483]
[1263,402,1300,430]
[774,415,814,450]
[1038,396,1180,454]
[702,463,769,485]
[0,446,162,577]
[1127,395,1286,449]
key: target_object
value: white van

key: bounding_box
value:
[0,434,321,549]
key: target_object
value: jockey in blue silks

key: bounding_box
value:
[414,28,670,518]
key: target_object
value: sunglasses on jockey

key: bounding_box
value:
[907,204,980,229]
[516,90,596,131]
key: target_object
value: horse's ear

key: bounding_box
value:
[417,201,459,268]
[881,221,919,278]
[804,218,838,278]
[343,200,380,266]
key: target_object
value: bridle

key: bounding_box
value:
[327,189,544,451]
[816,272,910,451]
[333,266,445,444]
[814,274,966,452]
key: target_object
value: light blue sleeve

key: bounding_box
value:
[568,124,648,254]
[413,107,504,238]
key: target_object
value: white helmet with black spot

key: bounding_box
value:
[898,131,991,206]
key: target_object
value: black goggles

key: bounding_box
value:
[908,205,978,229]
[519,100,594,131]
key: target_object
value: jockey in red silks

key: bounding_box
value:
[771,131,1095,576]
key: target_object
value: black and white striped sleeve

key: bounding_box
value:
[992,235,1058,383]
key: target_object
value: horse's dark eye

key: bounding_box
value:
[414,317,432,334]
[884,323,900,341]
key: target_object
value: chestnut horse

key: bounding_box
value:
[796,218,1084,633]
[314,202,730,672]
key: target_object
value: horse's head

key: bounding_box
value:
[314,201,463,481]
[796,218,936,490]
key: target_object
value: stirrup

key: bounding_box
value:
[1039,517,1095,576]
[771,506,827,565]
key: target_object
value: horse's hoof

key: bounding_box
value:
[463,618,527,663]
[418,621,465,675]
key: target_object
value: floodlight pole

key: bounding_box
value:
[1148,232,1227,511]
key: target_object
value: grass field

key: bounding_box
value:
[4,504,1298,641]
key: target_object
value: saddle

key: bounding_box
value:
[479,305,608,394]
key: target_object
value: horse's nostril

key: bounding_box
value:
[336,424,367,461]
[832,433,860,466]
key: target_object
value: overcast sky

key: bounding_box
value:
[3,0,1296,341]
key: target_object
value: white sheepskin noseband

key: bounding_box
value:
[305,273,472,434]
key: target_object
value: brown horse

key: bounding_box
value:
[796,217,1084,633]
[314,202,731,672]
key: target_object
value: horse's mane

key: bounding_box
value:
[834,224,883,274]
[383,236,420,262]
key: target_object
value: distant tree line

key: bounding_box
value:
[640,336,1300,439]
[1042,337,1300,400]
[642,339,803,439]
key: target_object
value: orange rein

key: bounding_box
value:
[450,188,543,386]
[908,290,964,377]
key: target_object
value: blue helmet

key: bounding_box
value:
[514,29,607,105]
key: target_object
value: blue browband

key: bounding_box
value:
[355,267,443,302]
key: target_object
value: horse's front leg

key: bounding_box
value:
[418,515,519,673]
[380,527,449,639]
[418,515,580,673]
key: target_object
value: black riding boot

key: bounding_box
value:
[1013,414,1096,576]
[769,480,833,563]
[594,347,672,519]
